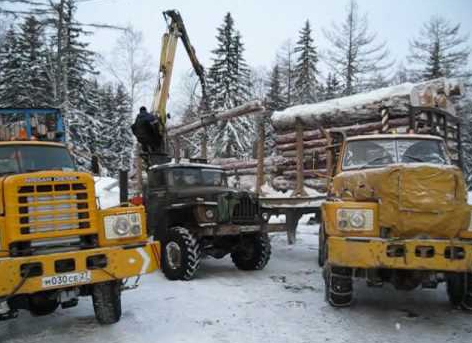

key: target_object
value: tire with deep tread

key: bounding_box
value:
[92,280,122,325]
[318,223,327,267]
[446,273,472,311]
[231,233,271,271]
[324,265,353,307]
[162,227,201,281]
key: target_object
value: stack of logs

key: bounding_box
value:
[269,78,464,192]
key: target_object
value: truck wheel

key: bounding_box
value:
[231,233,271,271]
[29,292,59,316]
[318,223,327,267]
[446,273,472,311]
[162,227,201,281]
[324,265,353,307]
[92,281,122,325]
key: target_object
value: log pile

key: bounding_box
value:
[269,78,464,191]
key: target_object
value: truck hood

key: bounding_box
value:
[332,164,470,238]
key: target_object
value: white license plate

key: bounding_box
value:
[42,271,92,289]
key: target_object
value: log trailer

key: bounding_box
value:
[0,108,160,324]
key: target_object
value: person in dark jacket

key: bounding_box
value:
[131,106,162,152]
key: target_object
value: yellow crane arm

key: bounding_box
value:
[151,10,208,132]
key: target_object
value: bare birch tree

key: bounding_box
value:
[323,0,393,95]
[102,25,155,114]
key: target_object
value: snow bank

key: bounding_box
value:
[94,176,120,209]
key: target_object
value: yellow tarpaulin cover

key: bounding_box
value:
[332,165,470,238]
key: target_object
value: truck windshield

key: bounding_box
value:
[169,168,227,187]
[342,139,450,170]
[0,145,75,176]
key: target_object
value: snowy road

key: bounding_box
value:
[1,225,471,343]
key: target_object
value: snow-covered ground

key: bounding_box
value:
[1,223,471,343]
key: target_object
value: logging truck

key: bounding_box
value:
[132,10,280,280]
[272,78,472,308]
[0,108,160,324]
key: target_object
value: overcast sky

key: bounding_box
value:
[76,0,472,113]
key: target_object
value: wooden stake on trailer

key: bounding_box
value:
[291,118,308,197]
[255,118,265,195]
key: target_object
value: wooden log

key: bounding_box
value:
[275,117,410,144]
[168,101,266,137]
[283,169,328,179]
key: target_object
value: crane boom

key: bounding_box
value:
[151,9,208,132]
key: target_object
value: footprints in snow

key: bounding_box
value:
[269,273,321,293]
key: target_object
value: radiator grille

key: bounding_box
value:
[18,182,90,234]
[232,195,259,224]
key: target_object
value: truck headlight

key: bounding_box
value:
[261,212,270,222]
[205,209,215,219]
[468,212,472,231]
[337,209,373,231]
[104,213,142,239]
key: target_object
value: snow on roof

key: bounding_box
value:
[272,78,462,130]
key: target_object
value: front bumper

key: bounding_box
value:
[0,242,160,297]
[199,223,286,236]
[328,237,472,272]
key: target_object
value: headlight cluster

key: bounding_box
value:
[337,209,374,231]
[104,212,142,239]
[261,212,270,222]
[468,212,472,232]
[205,209,215,220]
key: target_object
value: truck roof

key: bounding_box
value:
[0,140,67,148]
[346,134,443,142]
[149,162,223,171]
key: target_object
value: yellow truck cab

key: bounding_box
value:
[0,116,160,324]
[320,133,472,309]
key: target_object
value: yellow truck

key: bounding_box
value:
[320,131,472,309]
[0,108,160,324]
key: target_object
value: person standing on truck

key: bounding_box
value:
[131,106,162,153]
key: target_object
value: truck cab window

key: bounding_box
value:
[0,146,20,175]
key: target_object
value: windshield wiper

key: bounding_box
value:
[402,154,426,163]
[358,155,392,170]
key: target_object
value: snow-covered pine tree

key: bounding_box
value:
[17,15,52,107]
[293,20,319,104]
[323,72,342,100]
[93,83,115,174]
[44,0,99,168]
[408,16,471,80]
[277,39,296,107]
[266,64,285,111]
[207,13,255,158]
[112,84,133,173]
[0,26,25,106]
[323,0,393,95]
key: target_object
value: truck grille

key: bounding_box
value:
[232,195,259,224]
[18,182,91,234]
